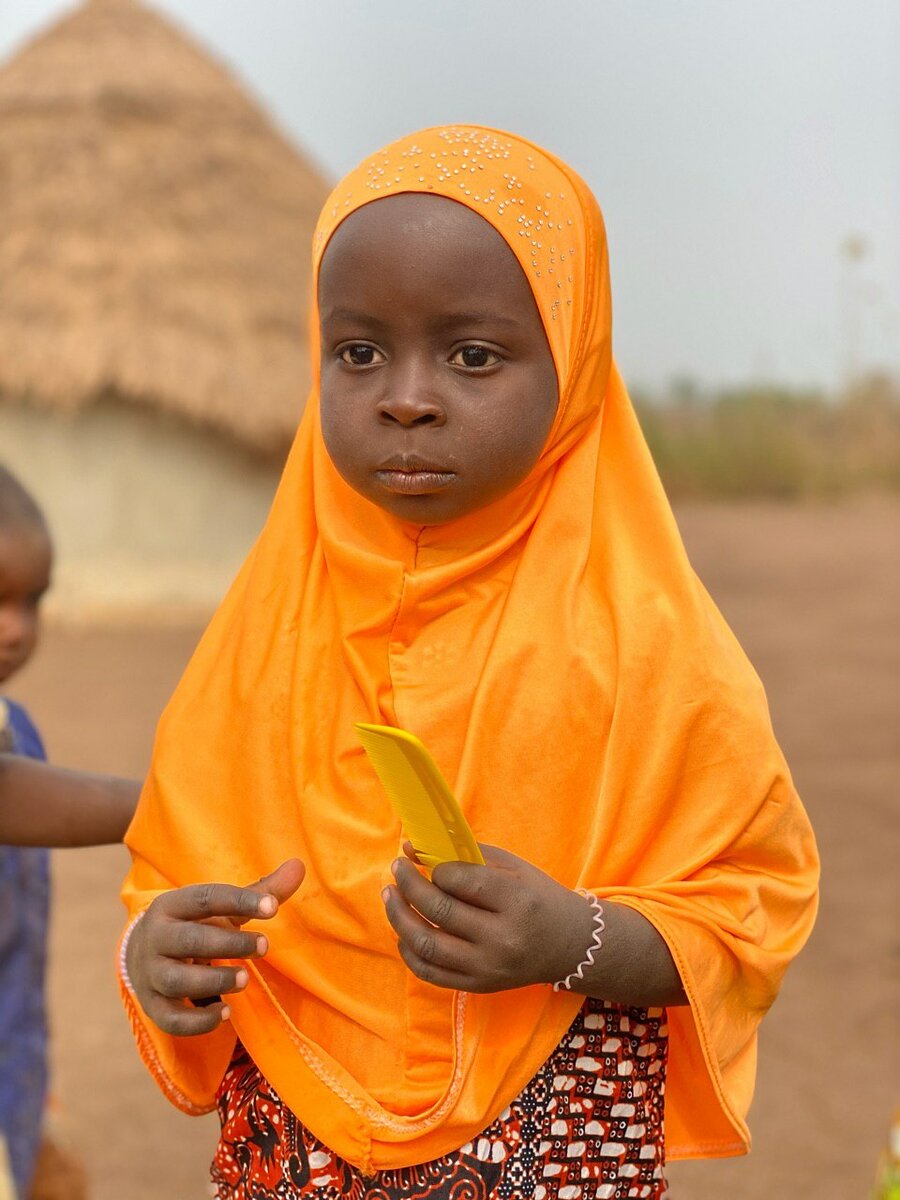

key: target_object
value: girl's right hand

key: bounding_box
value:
[125,858,304,1037]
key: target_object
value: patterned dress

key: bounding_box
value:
[0,697,50,1198]
[211,998,668,1200]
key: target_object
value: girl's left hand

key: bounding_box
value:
[382,844,596,993]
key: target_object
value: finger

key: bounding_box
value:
[247,858,305,906]
[429,857,513,912]
[391,858,483,938]
[154,920,266,963]
[151,960,250,1001]
[143,994,233,1038]
[157,882,275,924]
[382,885,473,973]
[225,859,306,928]
[402,841,423,864]
[396,940,479,993]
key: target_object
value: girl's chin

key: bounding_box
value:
[369,490,469,526]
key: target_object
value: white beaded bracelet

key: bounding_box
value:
[118,911,146,993]
[552,890,605,992]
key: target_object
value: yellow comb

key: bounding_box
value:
[355,723,484,872]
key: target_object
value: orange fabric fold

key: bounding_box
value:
[121,125,818,1171]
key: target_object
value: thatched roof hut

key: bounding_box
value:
[0,0,328,456]
[0,0,330,612]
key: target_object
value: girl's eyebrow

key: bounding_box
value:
[432,312,524,331]
[320,306,386,327]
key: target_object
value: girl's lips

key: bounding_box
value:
[374,469,457,495]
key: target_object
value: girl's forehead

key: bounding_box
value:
[318,196,553,358]
[319,193,525,288]
[312,127,600,383]
[0,522,52,587]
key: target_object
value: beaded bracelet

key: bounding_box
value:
[552,890,605,992]
[118,911,146,993]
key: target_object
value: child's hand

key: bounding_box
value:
[382,845,595,993]
[125,858,304,1036]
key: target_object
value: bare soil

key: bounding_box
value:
[8,499,899,1200]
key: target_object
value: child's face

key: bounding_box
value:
[318,194,559,525]
[0,523,51,684]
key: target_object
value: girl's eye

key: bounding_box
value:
[450,345,502,370]
[339,344,384,367]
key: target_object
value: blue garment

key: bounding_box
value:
[0,698,49,1198]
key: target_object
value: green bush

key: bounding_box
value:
[634,377,900,500]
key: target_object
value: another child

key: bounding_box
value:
[119,127,819,1198]
[0,465,89,1200]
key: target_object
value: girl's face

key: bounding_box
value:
[318,194,559,525]
[0,522,51,684]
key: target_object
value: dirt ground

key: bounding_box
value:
[8,499,899,1200]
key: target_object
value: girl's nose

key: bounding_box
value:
[376,380,446,428]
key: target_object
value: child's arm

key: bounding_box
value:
[0,754,141,847]
[383,844,688,1006]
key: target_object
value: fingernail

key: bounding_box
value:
[220,1005,231,1022]
[391,859,401,878]
[256,935,268,956]
[381,886,391,904]
[235,969,249,989]
[258,895,276,916]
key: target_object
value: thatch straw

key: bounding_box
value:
[0,0,329,455]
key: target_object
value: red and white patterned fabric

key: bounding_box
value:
[211,998,668,1200]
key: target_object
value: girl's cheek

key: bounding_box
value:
[0,603,37,649]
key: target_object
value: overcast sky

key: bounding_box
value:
[2,1,898,393]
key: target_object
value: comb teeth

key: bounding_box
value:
[355,723,484,871]
[357,728,455,862]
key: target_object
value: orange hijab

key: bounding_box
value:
[121,126,818,1171]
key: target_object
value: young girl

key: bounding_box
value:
[120,126,818,1199]
[0,466,92,1200]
